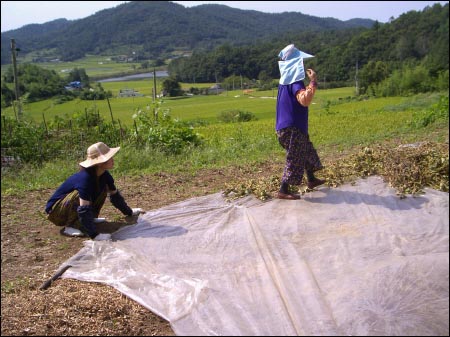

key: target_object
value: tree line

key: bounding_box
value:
[1,2,448,106]
[0,1,374,65]
[168,3,448,96]
[1,65,112,108]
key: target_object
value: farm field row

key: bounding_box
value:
[1,54,148,78]
[2,83,447,193]
[1,85,392,125]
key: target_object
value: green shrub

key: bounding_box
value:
[218,109,257,123]
[131,105,203,154]
[1,106,125,166]
[410,95,449,128]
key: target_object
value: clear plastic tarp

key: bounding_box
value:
[60,176,449,336]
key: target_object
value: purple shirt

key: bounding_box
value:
[275,80,309,134]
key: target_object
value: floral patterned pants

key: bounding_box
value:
[277,126,323,186]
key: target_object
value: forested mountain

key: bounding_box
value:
[1,1,447,104]
[169,2,448,92]
[1,1,374,64]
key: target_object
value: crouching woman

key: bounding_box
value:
[45,142,141,239]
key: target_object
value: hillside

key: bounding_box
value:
[0,1,374,64]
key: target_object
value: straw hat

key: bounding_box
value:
[79,142,120,168]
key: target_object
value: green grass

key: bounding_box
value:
[5,87,443,128]
[2,54,147,79]
[101,79,162,97]
[3,82,276,124]
[1,87,448,193]
[1,277,32,294]
[0,86,318,125]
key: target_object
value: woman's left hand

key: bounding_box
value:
[306,69,317,82]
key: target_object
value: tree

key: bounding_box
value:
[359,61,389,95]
[162,77,183,97]
[1,83,14,107]
[2,63,67,103]
[79,82,112,100]
[67,68,90,87]
[257,71,273,90]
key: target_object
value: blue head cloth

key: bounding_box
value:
[278,44,314,85]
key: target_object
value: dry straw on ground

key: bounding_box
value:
[225,141,449,200]
[1,278,174,336]
[1,140,448,336]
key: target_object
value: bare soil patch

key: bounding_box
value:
[1,160,285,336]
[2,136,448,335]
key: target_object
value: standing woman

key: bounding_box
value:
[45,142,141,238]
[275,44,325,200]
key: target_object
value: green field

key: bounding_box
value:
[1,81,448,193]
[2,85,443,130]
[99,80,213,97]
[2,79,276,124]
[1,54,149,79]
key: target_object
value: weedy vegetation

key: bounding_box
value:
[1,86,448,199]
[1,68,448,337]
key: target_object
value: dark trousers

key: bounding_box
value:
[47,190,107,229]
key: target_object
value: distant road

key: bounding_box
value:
[98,71,169,82]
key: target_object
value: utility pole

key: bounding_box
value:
[152,67,157,101]
[355,60,359,96]
[10,39,22,117]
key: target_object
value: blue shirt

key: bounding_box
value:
[45,170,116,213]
[275,80,309,134]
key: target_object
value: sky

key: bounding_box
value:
[1,1,448,32]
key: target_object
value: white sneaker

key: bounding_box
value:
[95,233,111,241]
[62,226,85,237]
[93,217,106,223]
[131,208,143,216]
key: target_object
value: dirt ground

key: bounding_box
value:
[1,159,288,336]
[2,134,448,335]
